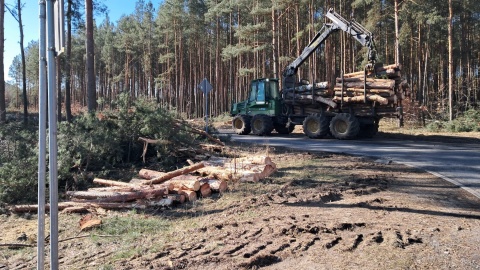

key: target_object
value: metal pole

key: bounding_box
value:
[37,1,47,269]
[205,91,208,133]
[46,0,58,269]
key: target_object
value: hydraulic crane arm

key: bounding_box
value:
[282,8,377,79]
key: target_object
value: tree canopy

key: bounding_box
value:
[3,0,480,120]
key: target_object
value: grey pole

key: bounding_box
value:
[37,1,47,269]
[205,91,209,133]
[46,0,59,269]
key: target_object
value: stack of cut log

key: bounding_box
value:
[282,64,409,117]
[333,64,403,107]
[11,156,277,213]
[191,155,277,182]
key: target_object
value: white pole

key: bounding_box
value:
[37,1,47,269]
[46,0,58,269]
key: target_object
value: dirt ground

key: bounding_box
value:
[1,133,480,269]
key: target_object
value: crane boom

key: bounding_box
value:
[282,8,377,81]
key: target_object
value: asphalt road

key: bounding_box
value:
[223,130,480,199]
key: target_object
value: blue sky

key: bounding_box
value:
[4,0,163,82]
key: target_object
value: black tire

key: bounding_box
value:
[251,114,274,136]
[274,122,295,134]
[302,113,330,139]
[232,115,252,135]
[329,113,360,140]
[358,123,378,138]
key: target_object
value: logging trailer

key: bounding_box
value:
[230,8,405,140]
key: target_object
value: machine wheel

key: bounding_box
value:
[329,113,360,140]
[274,122,295,134]
[302,113,330,139]
[251,114,274,136]
[358,123,379,138]
[232,115,252,135]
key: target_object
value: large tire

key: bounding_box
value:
[302,113,330,139]
[274,122,295,134]
[232,115,252,135]
[251,114,274,136]
[329,113,360,140]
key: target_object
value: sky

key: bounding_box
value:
[3,0,163,82]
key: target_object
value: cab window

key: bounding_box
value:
[257,82,265,102]
[249,83,257,102]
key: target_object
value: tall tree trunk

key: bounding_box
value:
[65,0,72,122]
[0,0,5,123]
[17,0,28,124]
[394,0,400,66]
[448,0,453,120]
[85,0,96,112]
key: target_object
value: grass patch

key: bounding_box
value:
[96,210,171,240]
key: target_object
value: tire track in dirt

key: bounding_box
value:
[131,174,427,269]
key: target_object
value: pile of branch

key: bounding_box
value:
[11,155,277,213]
[333,64,407,108]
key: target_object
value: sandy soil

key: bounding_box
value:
[1,143,480,270]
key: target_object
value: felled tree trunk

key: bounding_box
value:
[66,186,169,202]
[199,179,227,193]
[141,162,205,185]
[172,188,197,202]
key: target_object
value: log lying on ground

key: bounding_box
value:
[138,169,167,180]
[141,162,205,185]
[138,169,209,191]
[166,194,186,204]
[11,201,151,213]
[93,178,137,187]
[165,176,201,191]
[67,186,169,202]
[199,179,227,193]
[172,188,197,202]
[195,156,277,182]
[200,183,212,197]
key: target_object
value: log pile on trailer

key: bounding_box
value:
[283,64,408,118]
[11,156,277,213]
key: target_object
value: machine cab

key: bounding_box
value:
[249,78,280,105]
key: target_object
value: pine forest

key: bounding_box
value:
[3,0,480,121]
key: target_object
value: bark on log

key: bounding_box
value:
[200,183,212,197]
[11,201,148,213]
[283,81,329,92]
[335,80,395,90]
[66,187,168,202]
[172,188,197,202]
[93,178,136,187]
[164,177,201,191]
[166,194,186,204]
[138,169,167,180]
[284,93,337,108]
[333,88,395,96]
[139,169,201,190]
[141,162,205,185]
[87,186,134,192]
[336,77,393,83]
[199,179,227,193]
[333,95,388,105]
